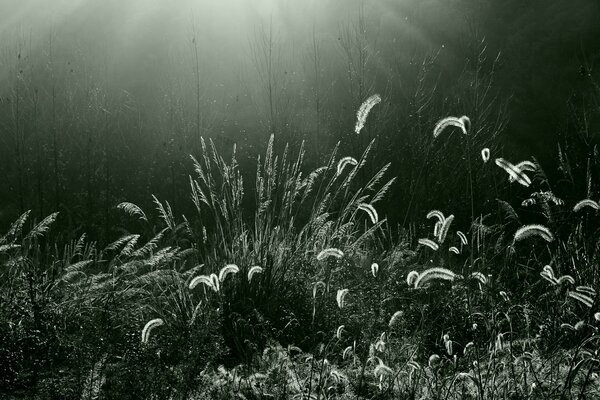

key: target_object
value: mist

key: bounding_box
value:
[0,0,599,235]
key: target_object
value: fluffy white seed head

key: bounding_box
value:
[355,94,382,134]
[336,288,349,309]
[247,266,263,282]
[406,270,419,286]
[481,148,490,163]
[371,263,379,277]
[418,238,439,251]
[317,248,344,261]
[189,275,214,291]
[495,158,532,187]
[433,116,469,138]
[219,264,239,282]
[336,156,358,176]
[389,311,403,327]
[141,318,164,344]
[513,224,554,243]
[414,268,456,288]
[573,199,600,212]
[358,203,379,224]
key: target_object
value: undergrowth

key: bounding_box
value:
[2,98,600,400]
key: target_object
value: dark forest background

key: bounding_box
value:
[0,0,599,240]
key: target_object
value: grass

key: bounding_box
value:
[2,95,600,399]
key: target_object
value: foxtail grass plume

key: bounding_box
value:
[576,286,596,297]
[219,264,239,282]
[481,148,490,163]
[456,231,468,246]
[406,270,419,286]
[508,161,536,183]
[336,288,349,309]
[336,325,345,339]
[312,281,326,298]
[317,248,344,261]
[141,318,164,344]
[355,94,381,134]
[573,199,599,212]
[247,266,263,282]
[371,262,379,277]
[449,246,460,254]
[595,312,600,322]
[513,224,554,243]
[358,203,379,224]
[540,265,557,285]
[389,311,403,327]
[210,273,220,292]
[342,346,353,360]
[557,275,575,285]
[336,156,358,176]
[495,158,532,187]
[414,267,456,288]
[433,221,442,237]
[463,342,474,356]
[471,272,487,285]
[437,214,454,243]
[433,115,470,138]
[189,275,216,291]
[568,291,594,308]
[418,238,439,251]
[426,210,445,222]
